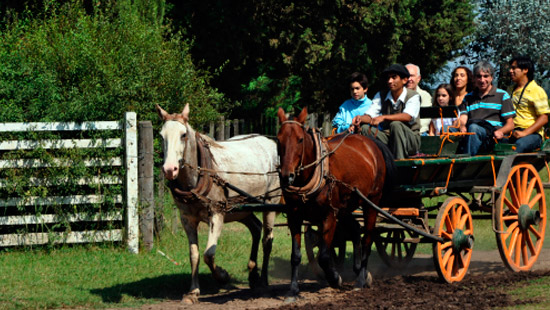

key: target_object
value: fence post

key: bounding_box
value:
[224,119,231,139]
[322,113,332,136]
[125,112,139,254]
[208,121,215,138]
[216,116,225,141]
[138,121,154,252]
[156,168,165,237]
[233,119,239,137]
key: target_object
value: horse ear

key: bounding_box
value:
[277,107,287,123]
[156,104,169,120]
[297,107,308,124]
[182,103,190,122]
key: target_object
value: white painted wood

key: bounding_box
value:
[0,194,123,207]
[125,112,139,254]
[0,121,121,132]
[0,157,122,169]
[0,211,123,225]
[0,176,122,187]
[0,230,122,246]
[0,138,121,150]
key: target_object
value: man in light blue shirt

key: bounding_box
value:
[332,72,372,133]
[351,64,421,159]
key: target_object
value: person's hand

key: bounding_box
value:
[494,130,504,140]
[371,116,385,126]
[351,115,362,127]
[512,130,526,139]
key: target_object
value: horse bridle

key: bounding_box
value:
[279,120,311,177]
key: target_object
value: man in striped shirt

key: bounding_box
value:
[458,61,516,155]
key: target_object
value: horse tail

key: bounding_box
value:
[366,136,397,204]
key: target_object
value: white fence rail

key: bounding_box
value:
[0,112,139,253]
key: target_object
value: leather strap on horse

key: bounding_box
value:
[168,132,216,205]
[285,128,330,200]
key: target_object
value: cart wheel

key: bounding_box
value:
[495,163,546,272]
[304,225,346,279]
[433,197,474,283]
[375,228,417,268]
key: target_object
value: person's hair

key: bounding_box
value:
[405,63,421,77]
[450,66,473,92]
[473,60,495,77]
[349,72,369,89]
[509,55,534,81]
[432,83,455,107]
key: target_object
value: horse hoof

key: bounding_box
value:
[284,295,298,303]
[182,294,198,304]
[365,271,373,288]
[214,267,230,285]
[248,269,261,289]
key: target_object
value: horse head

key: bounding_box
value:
[156,104,194,180]
[276,107,311,187]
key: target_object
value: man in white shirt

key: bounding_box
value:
[406,63,432,135]
[351,64,421,159]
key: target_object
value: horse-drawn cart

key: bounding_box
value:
[303,106,548,284]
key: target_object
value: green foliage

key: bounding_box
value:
[0,0,226,127]
[174,0,475,115]
[470,0,550,84]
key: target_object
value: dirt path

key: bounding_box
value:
[129,248,550,310]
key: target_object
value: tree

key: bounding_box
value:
[170,0,475,116]
[471,0,550,85]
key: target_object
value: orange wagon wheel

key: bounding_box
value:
[433,197,474,283]
[495,163,547,272]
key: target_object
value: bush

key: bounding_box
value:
[0,0,227,127]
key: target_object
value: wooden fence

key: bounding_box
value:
[202,112,334,140]
[0,112,139,253]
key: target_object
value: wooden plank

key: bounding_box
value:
[139,121,155,251]
[0,121,121,132]
[0,230,122,247]
[0,211,123,225]
[0,157,122,169]
[125,112,139,254]
[0,138,122,151]
[0,176,122,187]
[0,194,123,207]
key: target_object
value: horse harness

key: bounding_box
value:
[168,130,277,213]
[281,121,356,212]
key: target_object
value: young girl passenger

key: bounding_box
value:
[428,84,458,136]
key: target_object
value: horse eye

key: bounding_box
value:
[181,133,187,140]
[298,137,304,143]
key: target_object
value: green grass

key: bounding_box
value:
[1,184,549,309]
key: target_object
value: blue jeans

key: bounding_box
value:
[465,123,493,155]
[504,133,542,153]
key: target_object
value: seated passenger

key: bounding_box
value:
[332,72,372,134]
[350,64,420,159]
[428,84,458,136]
[458,61,515,155]
[506,55,550,153]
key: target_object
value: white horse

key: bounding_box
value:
[156,104,280,304]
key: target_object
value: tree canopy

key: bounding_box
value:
[172,0,475,116]
[471,0,550,85]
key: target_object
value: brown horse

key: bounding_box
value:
[277,107,395,300]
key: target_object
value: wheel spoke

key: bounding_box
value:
[442,247,453,266]
[445,253,455,279]
[502,215,519,221]
[528,193,543,209]
[503,196,519,214]
[528,225,542,239]
[514,169,523,203]
[521,234,529,266]
[459,213,469,229]
[508,178,521,212]
[525,231,536,256]
[521,168,530,203]
[504,221,519,239]
[441,230,453,240]
[441,241,452,250]
[514,231,522,265]
[507,228,520,255]
[444,214,454,232]
[525,176,537,202]
[454,205,463,228]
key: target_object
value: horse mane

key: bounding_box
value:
[196,132,223,148]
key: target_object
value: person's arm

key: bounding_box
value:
[513,114,548,138]
[371,113,411,126]
[428,120,436,136]
[332,105,348,133]
[494,117,515,139]
[459,113,468,133]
